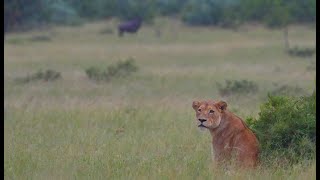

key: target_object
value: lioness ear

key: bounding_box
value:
[216,101,227,111]
[192,101,200,110]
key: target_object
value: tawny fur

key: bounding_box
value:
[192,100,260,168]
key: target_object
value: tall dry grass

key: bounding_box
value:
[4,18,316,179]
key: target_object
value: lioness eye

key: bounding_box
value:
[209,110,214,114]
[198,108,201,112]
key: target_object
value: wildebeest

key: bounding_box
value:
[118,18,142,37]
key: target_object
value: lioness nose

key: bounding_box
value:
[198,119,207,123]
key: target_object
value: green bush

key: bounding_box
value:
[4,0,81,32]
[86,58,138,81]
[155,0,187,15]
[115,0,156,23]
[216,79,258,96]
[85,67,105,81]
[47,0,80,25]
[15,69,61,83]
[246,93,316,165]
[287,46,316,58]
[181,0,223,26]
[28,35,52,42]
[219,9,242,29]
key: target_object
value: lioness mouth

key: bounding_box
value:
[198,124,207,128]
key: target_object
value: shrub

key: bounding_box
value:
[115,0,156,23]
[4,0,81,32]
[216,79,258,96]
[6,38,28,45]
[86,58,138,81]
[155,0,187,16]
[287,46,316,58]
[246,93,316,166]
[46,0,80,25]
[15,69,61,83]
[181,0,223,26]
[85,67,105,81]
[28,35,52,42]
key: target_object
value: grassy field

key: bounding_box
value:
[4,18,316,179]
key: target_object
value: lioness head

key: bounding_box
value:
[192,100,227,130]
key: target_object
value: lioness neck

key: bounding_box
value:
[209,110,246,138]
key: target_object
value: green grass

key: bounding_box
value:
[4,18,316,179]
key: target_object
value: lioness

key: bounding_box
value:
[192,100,259,168]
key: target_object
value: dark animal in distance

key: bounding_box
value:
[118,18,142,37]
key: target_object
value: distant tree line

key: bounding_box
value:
[4,0,316,32]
